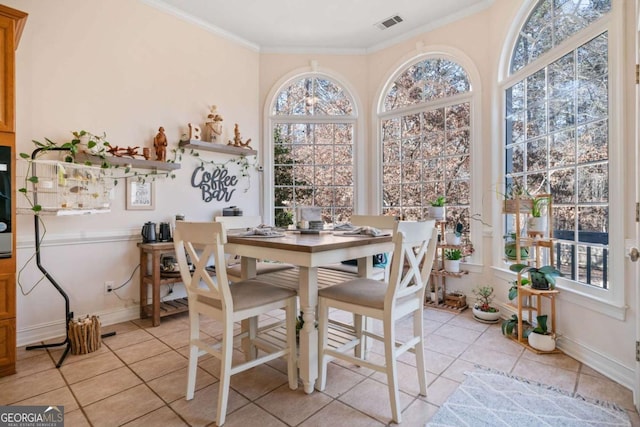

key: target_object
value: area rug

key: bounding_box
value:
[426,369,631,426]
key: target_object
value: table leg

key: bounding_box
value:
[299,266,318,394]
[152,251,162,327]
[139,248,148,320]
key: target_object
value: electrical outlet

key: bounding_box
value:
[104,281,114,295]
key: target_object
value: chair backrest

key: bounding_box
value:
[385,220,438,308]
[214,215,263,231]
[173,221,233,311]
[351,215,398,230]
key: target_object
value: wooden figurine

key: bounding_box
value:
[189,123,202,141]
[227,123,253,149]
[154,126,168,161]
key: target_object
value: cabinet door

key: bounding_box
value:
[0,317,15,376]
[0,14,14,133]
[0,272,14,320]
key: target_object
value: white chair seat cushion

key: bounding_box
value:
[318,278,386,309]
[198,279,297,312]
[226,262,295,278]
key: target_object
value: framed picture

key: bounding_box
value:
[126,178,155,210]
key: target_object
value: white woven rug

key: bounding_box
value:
[427,369,631,427]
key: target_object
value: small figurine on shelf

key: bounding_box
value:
[154,126,168,161]
[227,123,253,149]
[189,123,202,141]
[205,105,224,143]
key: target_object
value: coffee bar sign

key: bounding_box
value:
[191,165,238,202]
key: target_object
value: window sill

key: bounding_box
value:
[492,266,628,321]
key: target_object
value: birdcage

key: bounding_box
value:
[17,159,114,214]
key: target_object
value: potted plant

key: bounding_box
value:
[443,248,462,273]
[504,232,529,260]
[509,264,562,290]
[501,314,531,338]
[471,285,500,322]
[526,195,550,236]
[429,196,445,220]
[527,314,556,351]
[445,222,463,245]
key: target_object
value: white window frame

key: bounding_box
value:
[495,0,627,319]
[262,67,361,226]
[375,48,484,267]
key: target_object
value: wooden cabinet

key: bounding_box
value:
[0,5,27,378]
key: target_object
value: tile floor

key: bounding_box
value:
[1,307,639,426]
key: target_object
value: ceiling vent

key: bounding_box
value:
[375,15,404,30]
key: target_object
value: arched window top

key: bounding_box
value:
[272,76,354,116]
[510,0,611,74]
[383,58,470,112]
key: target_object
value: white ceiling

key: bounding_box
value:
[145,0,494,53]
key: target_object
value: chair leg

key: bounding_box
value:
[354,313,364,359]
[216,320,234,427]
[413,310,427,396]
[286,297,298,390]
[384,319,401,424]
[248,316,258,360]
[186,312,199,400]
[316,298,330,391]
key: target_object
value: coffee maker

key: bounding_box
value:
[159,222,171,242]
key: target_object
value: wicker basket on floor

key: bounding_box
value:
[69,315,102,355]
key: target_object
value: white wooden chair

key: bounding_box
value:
[317,220,437,423]
[214,215,295,282]
[320,214,398,281]
[174,221,298,426]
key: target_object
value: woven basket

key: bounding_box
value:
[69,315,102,355]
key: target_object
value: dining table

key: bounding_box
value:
[225,229,394,394]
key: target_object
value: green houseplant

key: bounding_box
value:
[527,314,556,351]
[429,196,445,220]
[443,248,462,273]
[509,264,562,290]
[471,286,500,322]
[501,314,531,338]
[527,195,551,235]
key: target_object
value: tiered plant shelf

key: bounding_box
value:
[179,139,257,156]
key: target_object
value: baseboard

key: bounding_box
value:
[17,306,141,347]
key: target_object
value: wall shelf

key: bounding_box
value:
[179,139,257,156]
[75,153,181,171]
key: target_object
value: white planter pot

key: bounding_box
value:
[527,216,547,236]
[472,307,500,322]
[445,232,461,245]
[444,259,460,273]
[528,332,556,351]
[430,206,445,220]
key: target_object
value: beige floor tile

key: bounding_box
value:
[627,409,640,427]
[423,319,445,334]
[114,337,172,365]
[158,328,202,349]
[0,368,66,404]
[317,362,367,398]
[423,375,460,406]
[425,333,471,358]
[370,359,428,396]
[521,349,580,371]
[123,406,188,427]
[581,363,609,379]
[512,357,578,392]
[222,403,287,427]
[59,352,124,384]
[432,323,483,344]
[16,345,44,361]
[129,350,188,382]
[103,328,155,351]
[230,364,289,400]
[70,366,142,406]
[10,353,56,378]
[298,400,385,427]
[83,384,164,427]
[196,347,246,380]
[423,348,455,375]
[13,385,79,411]
[401,397,440,425]
[577,372,635,411]
[440,358,477,383]
[145,316,190,338]
[101,320,141,336]
[147,367,217,403]
[338,377,413,424]
[170,383,249,427]
[446,312,492,332]
[256,383,331,425]
[473,328,526,357]
[424,309,456,323]
[459,342,519,372]
[48,343,113,366]
[64,409,91,427]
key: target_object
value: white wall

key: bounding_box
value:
[6,0,261,344]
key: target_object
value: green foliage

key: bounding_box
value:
[531,314,550,335]
[472,285,496,312]
[509,264,562,289]
[508,277,530,300]
[430,196,446,207]
[444,248,462,260]
[531,195,550,217]
[501,315,518,336]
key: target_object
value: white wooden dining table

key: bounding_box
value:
[225,230,393,394]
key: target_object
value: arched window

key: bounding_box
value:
[271,75,356,226]
[380,58,472,230]
[503,0,612,289]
